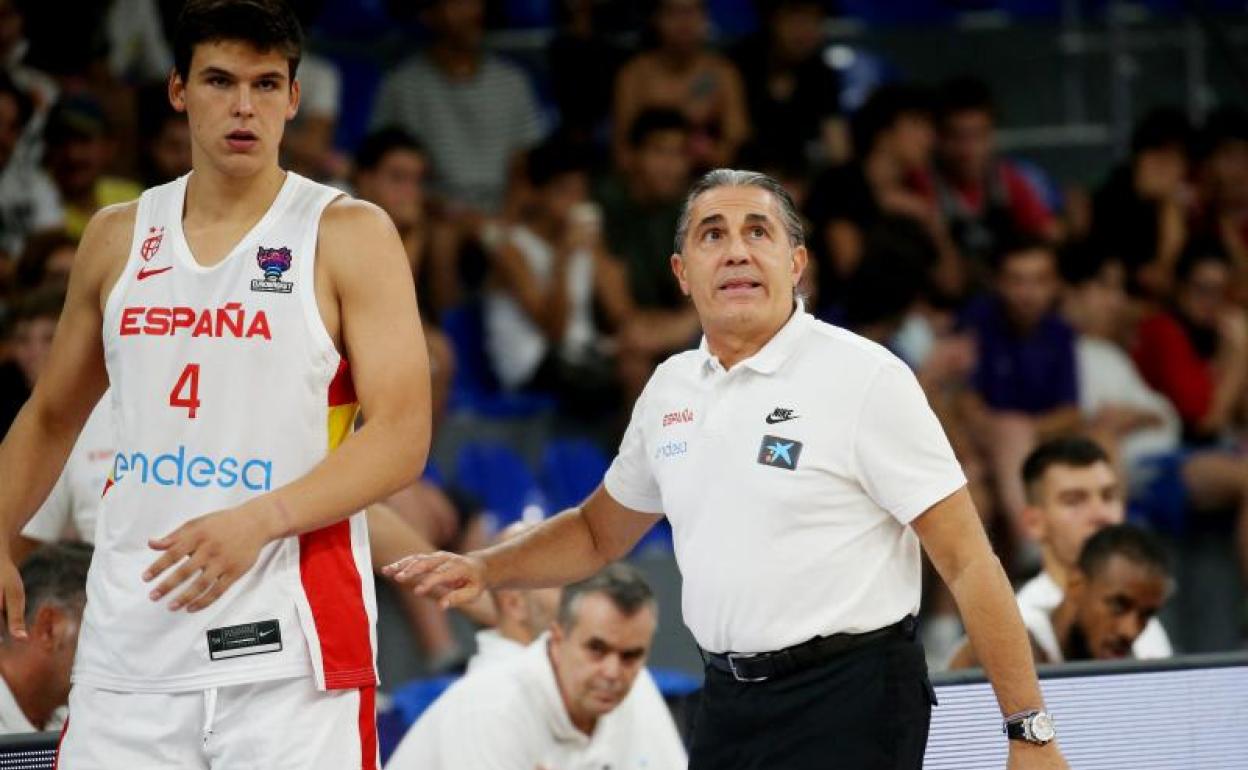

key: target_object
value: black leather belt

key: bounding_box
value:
[703,615,917,683]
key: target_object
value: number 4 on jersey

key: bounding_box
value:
[169,363,202,418]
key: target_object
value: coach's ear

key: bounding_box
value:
[671,253,689,297]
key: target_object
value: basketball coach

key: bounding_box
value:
[387,169,1069,770]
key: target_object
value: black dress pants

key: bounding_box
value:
[688,634,937,770]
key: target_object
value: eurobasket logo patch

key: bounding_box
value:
[757,435,802,470]
[251,246,294,294]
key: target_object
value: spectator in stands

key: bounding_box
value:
[0,542,90,734]
[1064,246,1248,578]
[0,72,60,263]
[12,230,76,295]
[613,0,749,171]
[731,0,843,171]
[933,76,1058,289]
[1060,242,1180,470]
[484,140,630,417]
[135,82,191,188]
[546,0,623,146]
[370,0,545,215]
[1015,437,1171,658]
[386,564,686,769]
[961,237,1080,525]
[0,0,56,169]
[1133,244,1248,445]
[283,2,343,181]
[42,94,141,240]
[1092,108,1193,299]
[0,286,62,434]
[464,521,562,673]
[951,523,1171,667]
[1194,106,1248,301]
[805,84,962,314]
[597,109,700,396]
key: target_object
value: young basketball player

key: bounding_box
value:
[0,1,429,766]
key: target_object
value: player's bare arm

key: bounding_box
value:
[914,487,1069,770]
[383,485,661,609]
[0,202,134,637]
[145,197,432,612]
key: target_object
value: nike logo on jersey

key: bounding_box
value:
[136,265,173,281]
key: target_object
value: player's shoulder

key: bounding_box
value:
[319,194,392,233]
[76,199,140,270]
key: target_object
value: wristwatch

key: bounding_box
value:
[1003,710,1056,745]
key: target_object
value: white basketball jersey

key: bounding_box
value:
[74,172,377,693]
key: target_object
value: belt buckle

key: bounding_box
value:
[726,652,769,683]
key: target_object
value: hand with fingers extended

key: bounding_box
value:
[0,554,26,642]
[144,504,272,612]
[381,550,487,610]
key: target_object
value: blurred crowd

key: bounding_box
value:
[1,0,1247,684]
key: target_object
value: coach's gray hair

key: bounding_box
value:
[557,563,656,631]
[19,541,92,625]
[673,169,806,254]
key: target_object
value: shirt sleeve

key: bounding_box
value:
[603,379,663,514]
[507,68,546,152]
[632,672,689,769]
[852,361,967,525]
[21,466,71,543]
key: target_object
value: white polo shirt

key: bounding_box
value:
[1016,572,1172,659]
[0,673,65,734]
[21,395,115,544]
[385,635,687,770]
[604,305,967,654]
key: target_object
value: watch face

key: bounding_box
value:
[1030,713,1056,743]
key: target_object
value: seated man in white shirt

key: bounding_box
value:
[951,523,1171,666]
[386,563,687,770]
[467,521,563,673]
[0,542,90,734]
[1018,435,1172,657]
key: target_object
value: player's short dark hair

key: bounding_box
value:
[851,83,934,156]
[990,231,1055,274]
[1057,238,1120,287]
[354,127,425,174]
[938,76,996,122]
[628,108,690,149]
[19,542,92,625]
[557,563,656,631]
[174,0,304,82]
[1175,238,1232,284]
[1078,523,1170,580]
[675,168,805,252]
[1021,436,1111,501]
[1131,107,1192,157]
[526,138,591,188]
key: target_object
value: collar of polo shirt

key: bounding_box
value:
[697,299,812,375]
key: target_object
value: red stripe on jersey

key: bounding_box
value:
[299,521,376,689]
[358,685,378,769]
[328,358,356,407]
[53,715,69,770]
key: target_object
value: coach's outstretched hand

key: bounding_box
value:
[0,555,26,641]
[382,551,486,610]
[1009,742,1069,769]
[144,504,271,612]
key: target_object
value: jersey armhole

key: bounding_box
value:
[100,192,154,335]
[295,186,348,370]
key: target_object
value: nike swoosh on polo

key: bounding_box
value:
[137,265,173,280]
[765,412,798,424]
